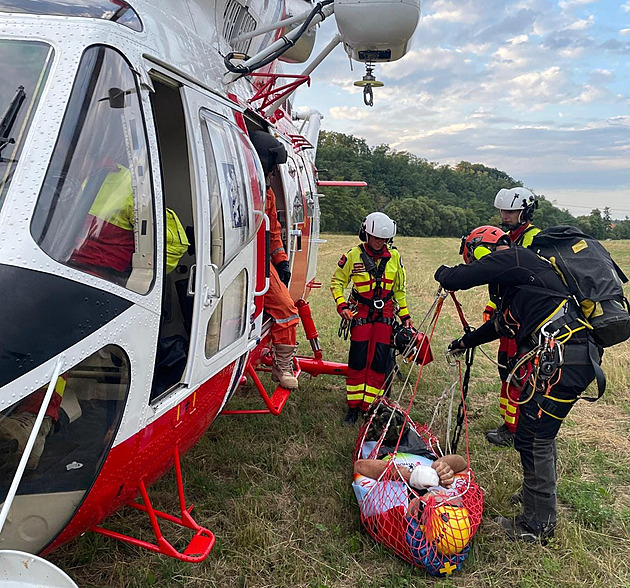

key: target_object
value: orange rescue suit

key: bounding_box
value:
[263,187,299,345]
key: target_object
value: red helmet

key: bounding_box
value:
[460,226,510,264]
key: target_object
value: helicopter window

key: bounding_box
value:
[0,345,129,554]
[201,112,264,269]
[205,269,248,358]
[0,0,143,31]
[286,155,305,225]
[0,40,53,213]
[31,45,155,295]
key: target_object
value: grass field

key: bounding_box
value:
[52,235,630,588]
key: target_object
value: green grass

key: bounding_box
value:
[51,235,630,587]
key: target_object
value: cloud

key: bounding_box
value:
[286,0,630,213]
[558,0,596,9]
[565,15,595,31]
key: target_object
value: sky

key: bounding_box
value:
[286,0,630,219]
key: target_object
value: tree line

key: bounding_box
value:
[315,131,630,239]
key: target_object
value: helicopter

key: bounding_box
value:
[0,0,420,583]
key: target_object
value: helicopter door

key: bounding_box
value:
[180,89,264,387]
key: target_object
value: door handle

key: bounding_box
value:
[187,264,196,296]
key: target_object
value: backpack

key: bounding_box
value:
[530,226,630,348]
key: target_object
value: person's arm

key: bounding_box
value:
[265,187,288,266]
[331,248,355,319]
[354,459,412,482]
[392,249,412,326]
[435,249,520,292]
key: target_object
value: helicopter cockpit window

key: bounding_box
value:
[0,0,143,31]
[201,112,264,270]
[31,46,155,295]
[0,345,129,554]
[0,40,53,214]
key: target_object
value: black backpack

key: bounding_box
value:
[530,226,630,348]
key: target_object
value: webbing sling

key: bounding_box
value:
[352,245,393,320]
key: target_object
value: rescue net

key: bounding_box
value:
[352,291,484,576]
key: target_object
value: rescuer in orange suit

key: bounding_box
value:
[484,188,540,447]
[250,130,300,390]
[331,212,412,425]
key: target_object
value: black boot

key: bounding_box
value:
[486,423,515,447]
[494,515,554,545]
[343,407,359,427]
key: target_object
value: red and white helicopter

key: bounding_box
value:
[0,0,420,583]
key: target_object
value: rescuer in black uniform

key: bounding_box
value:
[434,225,601,543]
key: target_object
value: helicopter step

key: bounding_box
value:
[90,445,215,563]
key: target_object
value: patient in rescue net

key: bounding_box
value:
[352,400,483,576]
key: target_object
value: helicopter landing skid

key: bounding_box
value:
[221,361,299,416]
[90,445,215,562]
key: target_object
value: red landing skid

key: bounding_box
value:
[222,298,347,416]
[91,445,215,562]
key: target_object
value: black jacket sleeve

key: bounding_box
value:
[435,249,525,291]
[462,320,500,347]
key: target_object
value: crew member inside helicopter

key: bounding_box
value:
[330,212,412,426]
[249,130,300,390]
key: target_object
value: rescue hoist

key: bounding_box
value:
[353,62,384,107]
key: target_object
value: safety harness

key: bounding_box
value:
[504,295,607,421]
[338,245,395,339]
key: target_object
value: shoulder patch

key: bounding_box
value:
[338,254,347,268]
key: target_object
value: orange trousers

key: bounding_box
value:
[264,265,299,345]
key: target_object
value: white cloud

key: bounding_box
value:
[565,15,595,31]
[622,1,630,13]
[559,0,596,9]
[328,106,372,121]
[620,28,630,35]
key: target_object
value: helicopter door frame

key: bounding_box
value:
[179,86,258,388]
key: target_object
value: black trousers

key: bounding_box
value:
[514,342,598,532]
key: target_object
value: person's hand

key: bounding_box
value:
[482,305,495,323]
[432,459,455,488]
[337,304,354,321]
[401,316,413,329]
[340,308,354,321]
[434,265,451,282]
[275,260,291,286]
[448,337,465,352]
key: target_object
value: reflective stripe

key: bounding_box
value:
[270,246,285,257]
[275,314,300,324]
[347,392,365,401]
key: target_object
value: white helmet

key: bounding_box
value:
[494,187,538,225]
[360,212,397,240]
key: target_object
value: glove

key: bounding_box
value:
[482,305,495,323]
[448,337,465,352]
[434,265,451,283]
[400,315,413,328]
[275,260,291,287]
